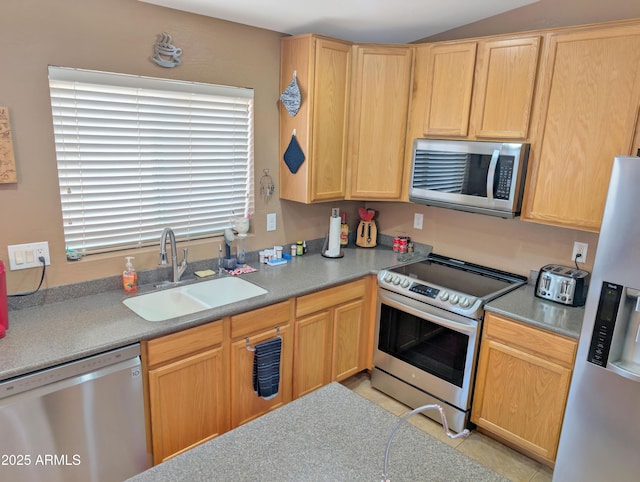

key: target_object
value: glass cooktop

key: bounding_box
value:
[389,253,527,299]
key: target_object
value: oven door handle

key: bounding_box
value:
[378,291,477,336]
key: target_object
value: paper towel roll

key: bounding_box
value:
[326,215,342,257]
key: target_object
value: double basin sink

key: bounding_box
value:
[123,276,268,322]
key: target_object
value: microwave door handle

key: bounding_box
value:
[486,149,500,202]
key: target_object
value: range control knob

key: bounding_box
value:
[384,273,393,283]
[400,279,410,288]
[449,294,460,305]
[459,297,470,308]
[439,291,449,302]
[392,276,401,285]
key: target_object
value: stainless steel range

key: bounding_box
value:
[372,253,527,432]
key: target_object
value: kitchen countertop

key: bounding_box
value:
[485,283,585,339]
[127,382,506,482]
[0,247,428,381]
[1,245,585,382]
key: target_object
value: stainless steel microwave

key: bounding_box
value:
[409,139,530,218]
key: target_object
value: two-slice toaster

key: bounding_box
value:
[535,264,590,307]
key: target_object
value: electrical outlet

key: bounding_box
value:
[331,207,340,217]
[266,213,277,232]
[7,241,51,271]
[572,242,588,264]
[413,213,424,230]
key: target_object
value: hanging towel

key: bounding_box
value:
[283,134,305,174]
[280,71,301,116]
[252,337,282,400]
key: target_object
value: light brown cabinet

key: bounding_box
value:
[293,278,370,398]
[229,301,293,428]
[471,313,577,466]
[417,35,540,140]
[144,322,227,465]
[279,34,352,203]
[421,41,478,137]
[522,24,640,232]
[347,45,413,200]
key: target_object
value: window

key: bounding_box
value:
[48,66,254,254]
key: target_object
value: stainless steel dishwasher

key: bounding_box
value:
[0,343,150,481]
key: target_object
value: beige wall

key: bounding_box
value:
[422,0,640,41]
[0,0,359,293]
[367,202,599,277]
[0,0,617,294]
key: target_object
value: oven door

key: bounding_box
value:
[373,288,480,411]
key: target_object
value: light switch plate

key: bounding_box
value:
[266,213,277,232]
[8,241,51,270]
[413,213,424,230]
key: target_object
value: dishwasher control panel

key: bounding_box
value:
[0,343,140,399]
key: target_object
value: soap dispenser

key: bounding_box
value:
[122,256,138,294]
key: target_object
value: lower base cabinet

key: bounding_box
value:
[471,313,577,466]
[229,301,293,428]
[143,276,373,464]
[293,278,370,398]
[144,322,227,465]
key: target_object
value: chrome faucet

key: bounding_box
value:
[158,227,188,283]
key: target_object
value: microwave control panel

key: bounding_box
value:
[495,158,514,200]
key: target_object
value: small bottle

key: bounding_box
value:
[340,212,349,247]
[122,256,138,294]
[296,241,304,256]
[290,244,297,257]
[302,240,307,255]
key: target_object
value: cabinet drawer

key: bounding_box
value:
[231,301,291,340]
[146,321,223,367]
[484,313,577,368]
[296,279,366,318]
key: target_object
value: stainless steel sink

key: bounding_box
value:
[123,277,267,322]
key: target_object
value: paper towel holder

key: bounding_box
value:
[322,209,344,258]
[321,235,344,258]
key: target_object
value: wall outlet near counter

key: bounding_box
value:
[572,242,588,264]
[8,241,51,270]
[413,213,424,230]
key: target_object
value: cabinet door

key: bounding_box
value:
[422,42,477,137]
[472,36,540,139]
[472,338,572,462]
[347,45,413,200]
[279,35,351,203]
[332,298,366,380]
[293,310,332,398]
[230,325,291,428]
[310,38,352,201]
[148,347,225,464]
[523,25,640,231]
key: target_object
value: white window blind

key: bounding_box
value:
[48,66,254,254]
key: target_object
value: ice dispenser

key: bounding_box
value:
[587,281,640,381]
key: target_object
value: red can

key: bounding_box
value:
[393,236,410,253]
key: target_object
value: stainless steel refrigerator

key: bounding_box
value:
[554,156,640,481]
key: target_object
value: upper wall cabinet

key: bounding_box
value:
[418,35,541,140]
[279,35,352,203]
[422,42,477,137]
[471,36,541,139]
[522,23,640,232]
[347,45,413,200]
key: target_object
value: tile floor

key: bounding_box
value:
[341,372,553,482]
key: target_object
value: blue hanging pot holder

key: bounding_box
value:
[283,133,305,174]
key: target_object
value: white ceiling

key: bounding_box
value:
[139,0,539,43]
